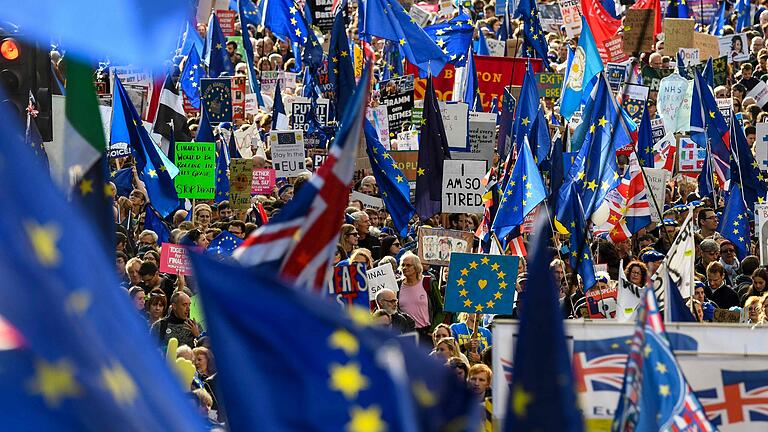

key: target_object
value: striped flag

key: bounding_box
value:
[233,67,371,290]
[609,153,652,242]
[153,73,193,147]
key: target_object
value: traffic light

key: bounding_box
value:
[0,32,52,141]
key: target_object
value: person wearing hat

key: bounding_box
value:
[718,239,740,285]
[641,250,665,277]
[696,239,720,279]
[278,184,294,201]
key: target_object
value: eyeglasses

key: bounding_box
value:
[720,248,735,254]
[381,298,397,304]
[347,232,359,236]
[392,242,401,246]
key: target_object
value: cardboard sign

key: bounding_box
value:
[174,141,216,199]
[719,32,749,63]
[366,264,399,301]
[251,168,276,195]
[200,78,233,123]
[289,97,329,133]
[558,0,582,38]
[328,262,369,309]
[585,285,618,319]
[349,190,384,210]
[269,130,306,177]
[260,71,281,96]
[692,32,720,63]
[442,160,485,213]
[389,151,419,181]
[755,204,768,265]
[663,19,696,56]
[678,137,706,172]
[536,73,564,99]
[439,102,470,152]
[380,74,415,137]
[417,227,474,266]
[216,10,237,36]
[755,123,768,171]
[366,105,391,149]
[622,9,655,54]
[232,76,246,120]
[712,308,741,323]
[620,84,649,124]
[229,158,254,210]
[159,243,193,275]
[644,167,670,223]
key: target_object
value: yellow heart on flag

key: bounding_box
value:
[478,280,488,289]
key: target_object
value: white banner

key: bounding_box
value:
[493,320,768,431]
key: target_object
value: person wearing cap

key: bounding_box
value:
[719,239,740,285]
[696,239,720,278]
[641,250,664,277]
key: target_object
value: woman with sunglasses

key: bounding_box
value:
[339,224,359,257]
[380,236,401,258]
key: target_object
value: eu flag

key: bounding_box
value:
[359,0,449,76]
[665,0,691,17]
[504,214,583,432]
[708,0,726,35]
[144,204,171,245]
[114,77,181,217]
[515,0,550,68]
[444,252,519,314]
[475,29,490,55]
[612,288,714,431]
[492,137,547,240]
[329,10,356,117]
[195,106,215,143]
[556,75,630,226]
[560,17,602,120]
[424,13,474,67]
[264,0,312,45]
[718,184,750,260]
[206,230,243,255]
[461,49,479,108]
[560,183,597,290]
[497,87,516,158]
[188,251,480,431]
[691,68,730,188]
[180,45,205,109]
[729,111,767,209]
[238,0,266,106]
[364,120,414,236]
[215,143,230,203]
[637,100,654,167]
[735,0,751,32]
[512,64,540,155]
[0,97,205,430]
[206,12,235,78]
[415,77,452,221]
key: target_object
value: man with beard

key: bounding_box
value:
[374,288,415,334]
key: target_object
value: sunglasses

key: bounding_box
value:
[348,232,359,236]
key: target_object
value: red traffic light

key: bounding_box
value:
[1,39,20,61]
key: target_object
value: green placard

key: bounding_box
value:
[174,141,216,199]
[536,72,564,99]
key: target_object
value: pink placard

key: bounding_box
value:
[159,243,192,276]
[216,10,237,36]
[252,168,276,195]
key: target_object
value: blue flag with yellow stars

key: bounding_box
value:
[512,64,540,156]
[424,13,474,67]
[415,76,452,220]
[144,204,171,245]
[505,213,583,432]
[180,45,205,109]
[329,10,356,118]
[0,97,206,431]
[514,0,550,68]
[718,184,751,260]
[444,253,519,314]
[195,105,215,142]
[637,100,654,167]
[358,0,449,76]
[188,251,480,431]
[492,137,547,241]
[264,0,312,45]
[364,120,414,236]
[206,12,235,78]
[206,230,243,255]
[214,142,230,203]
[556,75,630,227]
[729,111,768,210]
[114,76,180,217]
[200,78,233,124]
[561,183,597,290]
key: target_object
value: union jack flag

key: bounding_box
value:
[501,357,514,383]
[233,68,371,290]
[572,336,630,393]
[609,153,651,242]
[698,369,768,426]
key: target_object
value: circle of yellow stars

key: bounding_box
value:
[458,256,508,312]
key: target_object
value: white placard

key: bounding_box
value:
[245,93,259,114]
[442,160,486,213]
[558,0,582,38]
[269,130,306,177]
[366,264,400,301]
[756,204,768,266]
[453,111,496,165]
[643,168,670,223]
[746,80,768,109]
[289,96,330,132]
[350,190,384,210]
[755,123,768,171]
[486,38,506,57]
[366,105,391,149]
[438,101,469,152]
[677,48,700,67]
[409,4,433,27]
[395,130,419,151]
[719,32,749,63]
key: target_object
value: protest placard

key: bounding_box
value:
[307,148,328,169]
[756,123,768,170]
[232,76,246,120]
[604,34,628,63]
[269,130,306,177]
[229,158,254,210]
[622,9,654,54]
[350,191,384,210]
[366,264,399,301]
[216,10,237,36]
[747,80,768,109]
[755,204,768,265]
[110,65,152,86]
[251,168,276,195]
[663,19,695,56]
[390,151,419,181]
[711,56,728,86]
[245,93,259,114]
[584,285,618,319]
[454,111,496,166]
[439,102,470,152]
[200,78,232,123]
[289,97,329,133]
[678,137,706,172]
[486,38,505,57]
[678,48,700,67]
[691,32,720,63]
[621,84,649,123]
[260,70,281,96]
[539,3,563,32]
[309,0,334,32]
[657,73,693,133]
[558,0,582,38]
[394,130,419,151]
[536,72,564,99]
[644,167,670,223]
[380,74,415,136]
[160,243,193,275]
[174,142,216,199]
[444,253,519,314]
[717,97,732,128]
[712,308,741,323]
[366,105,391,148]
[442,160,485,213]
[417,227,474,266]
[606,62,628,92]
[328,262,369,309]
[719,32,749,62]
[409,4,433,27]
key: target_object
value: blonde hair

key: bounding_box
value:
[436,337,462,358]
[193,388,213,410]
[399,251,423,275]
[350,248,373,268]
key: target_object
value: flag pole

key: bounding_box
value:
[630,145,673,247]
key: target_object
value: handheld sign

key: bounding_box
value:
[252,168,276,195]
[174,142,216,199]
[444,253,519,314]
[229,158,254,210]
[417,227,474,266]
[200,78,233,124]
[160,243,193,275]
[269,130,306,177]
[328,262,369,309]
[366,264,399,301]
[442,160,485,213]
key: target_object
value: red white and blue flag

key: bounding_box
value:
[698,369,768,426]
[234,68,371,291]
